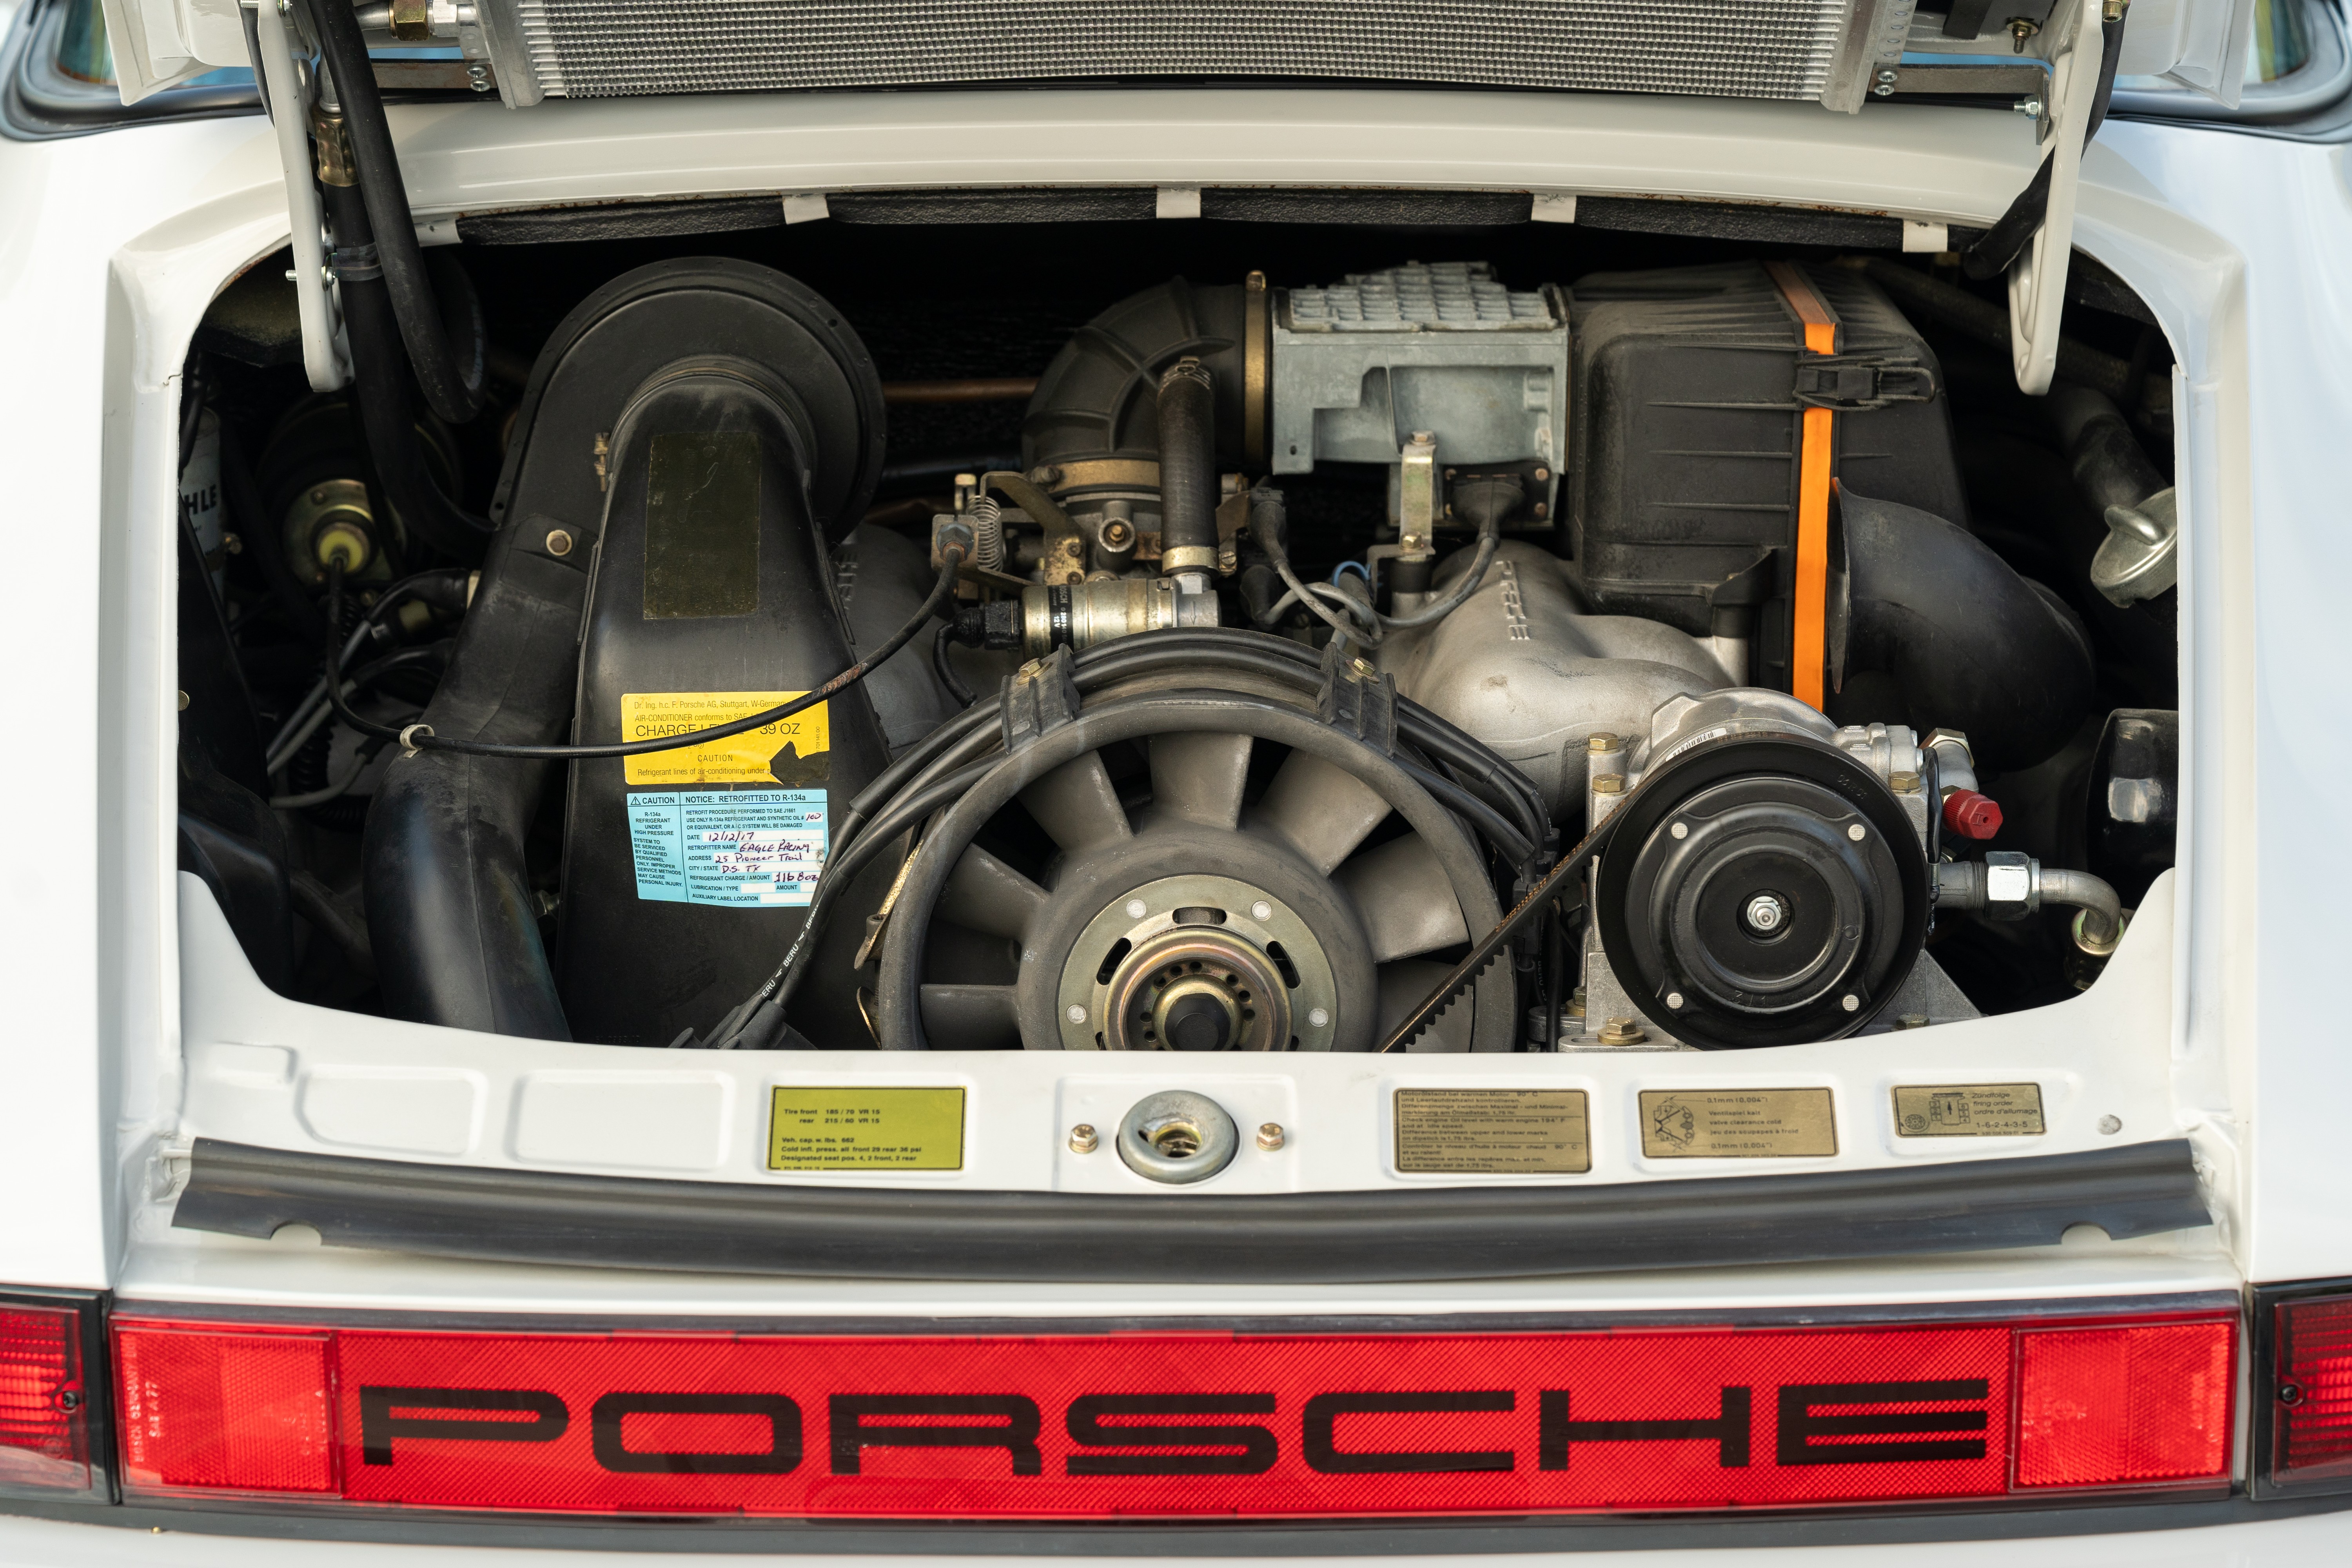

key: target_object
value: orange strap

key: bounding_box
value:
[1765,261,1837,711]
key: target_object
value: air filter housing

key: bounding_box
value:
[473,0,1915,113]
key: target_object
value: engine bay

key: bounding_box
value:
[176,211,2182,1146]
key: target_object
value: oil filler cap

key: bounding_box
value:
[1117,1090,1239,1185]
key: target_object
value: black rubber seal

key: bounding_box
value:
[173,1136,2209,1283]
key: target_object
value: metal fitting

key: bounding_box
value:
[1068,1123,1099,1154]
[1257,1123,1286,1152]
[2008,16,2040,52]
[1596,1016,1648,1046]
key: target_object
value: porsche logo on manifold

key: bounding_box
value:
[110,1318,2238,1517]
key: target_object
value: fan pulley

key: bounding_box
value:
[871,691,1517,1052]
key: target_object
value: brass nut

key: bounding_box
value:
[1597,1016,1647,1046]
[1586,733,1619,754]
[1069,1123,1100,1154]
[1101,520,1134,549]
[1889,771,1922,793]
[544,528,575,557]
[1257,1123,1286,1152]
[390,0,433,40]
[1592,773,1626,796]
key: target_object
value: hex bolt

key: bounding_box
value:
[1597,1016,1647,1045]
[1743,892,1788,935]
[1069,1123,1100,1154]
[2015,97,2045,116]
[1257,1123,1286,1151]
[1894,1013,1930,1030]
[2008,16,2040,52]
[1889,771,1922,794]
[1593,774,1626,797]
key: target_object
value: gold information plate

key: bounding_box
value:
[1394,1088,1591,1174]
[768,1086,965,1170]
[1892,1083,2047,1138]
[1639,1089,1837,1158]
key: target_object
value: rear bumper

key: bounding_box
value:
[7,1495,2352,1563]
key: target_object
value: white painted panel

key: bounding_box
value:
[512,1071,733,1171]
[298,1068,485,1156]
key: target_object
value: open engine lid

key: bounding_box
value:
[106,0,2254,113]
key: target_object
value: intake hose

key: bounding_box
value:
[1837,492,2094,771]
[319,182,495,562]
[1156,358,1219,571]
[359,530,579,1040]
[1025,277,1257,483]
[2044,384,2169,515]
[312,1,487,426]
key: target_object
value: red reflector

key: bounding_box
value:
[2275,1296,2352,1481]
[0,1306,86,1493]
[115,1327,333,1494]
[107,1312,2236,1519]
[2015,1322,2234,1488]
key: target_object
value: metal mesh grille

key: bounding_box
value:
[507,1,1853,103]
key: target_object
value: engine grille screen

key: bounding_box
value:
[505,0,1854,103]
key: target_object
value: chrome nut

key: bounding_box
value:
[1982,850,2037,922]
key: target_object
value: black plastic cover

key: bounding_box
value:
[1565,261,1968,690]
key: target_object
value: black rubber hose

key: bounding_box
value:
[2045,385,2169,515]
[319,182,495,563]
[1840,491,2096,771]
[1156,359,1219,563]
[931,621,976,706]
[311,0,486,426]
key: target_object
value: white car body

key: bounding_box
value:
[4,0,2352,1557]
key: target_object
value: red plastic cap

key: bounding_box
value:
[0,1305,89,1494]
[1942,788,2004,840]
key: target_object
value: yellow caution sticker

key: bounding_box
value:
[620,691,828,787]
[768,1086,965,1171]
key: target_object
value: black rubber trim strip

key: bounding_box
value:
[174,1136,2210,1282]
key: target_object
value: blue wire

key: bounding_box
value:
[1330,560,1372,585]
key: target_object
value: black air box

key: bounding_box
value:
[1564,261,1965,694]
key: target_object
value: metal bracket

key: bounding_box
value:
[1001,648,1082,754]
[1316,642,1397,755]
[252,0,348,394]
[2009,0,2105,395]
[1793,354,1938,410]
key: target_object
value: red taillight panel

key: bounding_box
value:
[114,1327,333,1494]
[105,1311,2236,1518]
[2271,1294,2352,1486]
[2014,1321,2234,1488]
[0,1305,87,1494]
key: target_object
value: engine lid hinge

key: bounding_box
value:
[1317,642,1397,755]
[1001,647,1082,753]
[1792,354,1938,410]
